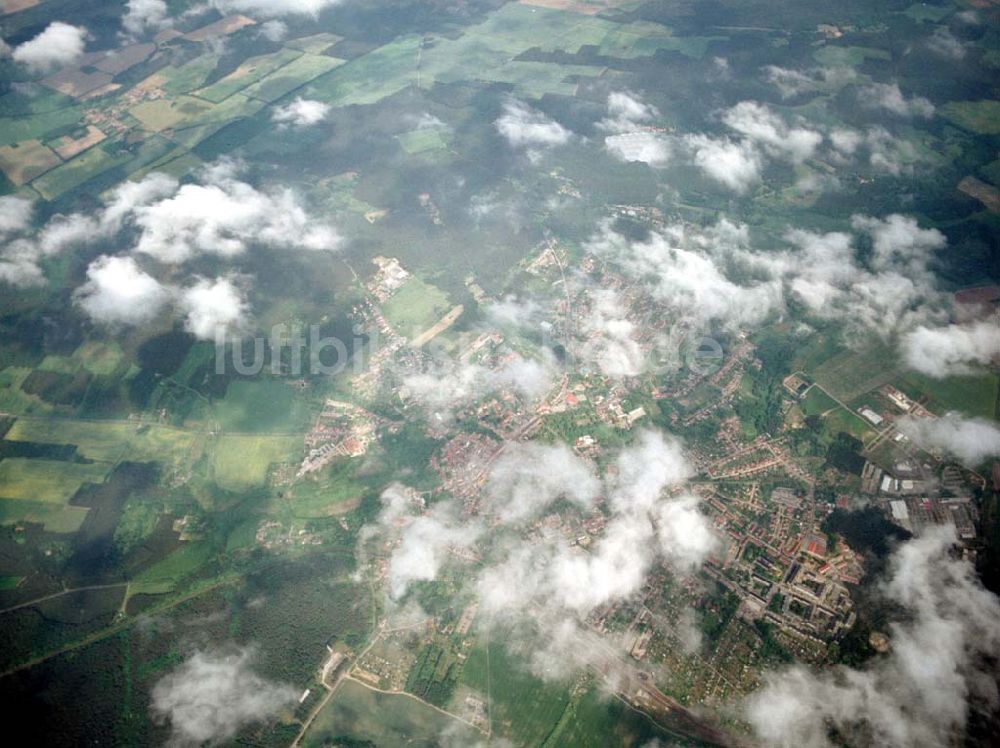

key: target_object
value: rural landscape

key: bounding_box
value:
[1,0,999,746]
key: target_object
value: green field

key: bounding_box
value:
[461,637,573,746]
[209,433,303,490]
[397,127,449,155]
[214,380,312,433]
[242,53,344,103]
[304,678,477,747]
[800,385,839,416]
[808,342,902,403]
[0,498,89,533]
[900,371,999,419]
[193,49,302,103]
[941,100,1000,135]
[812,45,891,68]
[0,458,109,502]
[381,277,452,340]
[132,541,214,593]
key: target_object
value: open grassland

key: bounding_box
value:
[381,277,452,340]
[0,458,108,503]
[0,367,52,415]
[304,678,476,747]
[900,371,999,419]
[209,434,302,491]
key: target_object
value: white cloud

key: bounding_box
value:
[484,442,600,523]
[258,20,288,42]
[75,255,171,326]
[587,219,782,330]
[122,0,171,37]
[179,276,249,340]
[272,97,330,128]
[928,27,967,60]
[12,22,87,72]
[495,99,572,155]
[151,647,297,746]
[132,162,341,263]
[746,526,1000,748]
[214,0,344,16]
[901,320,1000,378]
[722,101,823,163]
[858,82,935,118]
[0,196,34,236]
[684,134,762,193]
[605,132,670,167]
[897,413,1000,467]
[763,65,856,99]
[578,288,645,377]
[598,90,659,132]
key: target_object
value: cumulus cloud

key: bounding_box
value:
[721,101,822,163]
[401,350,554,416]
[131,161,341,262]
[597,92,670,166]
[684,134,762,193]
[214,0,344,16]
[605,132,670,167]
[928,27,967,60]
[858,82,935,118]
[829,126,925,176]
[496,99,572,158]
[746,526,1000,747]
[272,97,330,128]
[587,219,782,330]
[599,91,660,132]
[578,288,646,377]
[484,442,600,523]
[0,196,34,236]
[901,320,1000,378]
[151,646,297,746]
[12,22,87,72]
[763,65,856,99]
[75,255,171,326]
[179,277,249,340]
[122,0,171,37]
[897,413,1000,467]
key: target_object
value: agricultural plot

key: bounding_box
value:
[131,540,213,593]
[0,139,60,185]
[808,342,902,404]
[397,127,449,155]
[304,35,421,107]
[381,277,452,340]
[899,371,999,419]
[0,457,108,503]
[285,32,343,55]
[130,96,215,132]
[0,93,85,147]
[800,385,840,416]
[812,45,891,67]
[193,49,302,104]
[29,143,130,200]
[241,53,344,103]
[209,433,303,491]
[941,100,1000,135]
[214,380,312,433]
[461,638,573,746]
